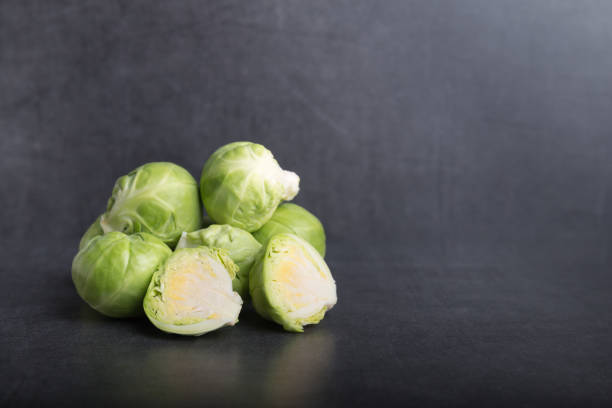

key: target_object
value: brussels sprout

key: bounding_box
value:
[250,233,337,332]
[100,162,202,247]
[78,215,104,250]
[200,142,300,232]
[143,247,243,336]
[176,225,262,298]
[72,232,172,318]
[253,203,326,257]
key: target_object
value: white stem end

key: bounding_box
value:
[280,170,300,201]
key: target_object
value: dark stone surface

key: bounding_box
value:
[2,1,612,406]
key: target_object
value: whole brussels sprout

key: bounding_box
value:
[143,247,243,336]
[200,142,300,232]
[176,224,262,298]
[78,215,104,250]
[250,233,337,332]
[253,203,326,257]
[72,232,172,318]
[100,162,202,247]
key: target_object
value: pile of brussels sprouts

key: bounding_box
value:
[72,142,337,335]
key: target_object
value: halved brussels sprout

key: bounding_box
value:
[250,233,337,332]
[200,142,300,232]
[78,214,104,250]
[176,225,262,298]
[100,162,202,247]
[253,203,326,257]
[143,247,243,336]
[71,232,172,318]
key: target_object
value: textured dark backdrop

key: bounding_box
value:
[2,1,612,406]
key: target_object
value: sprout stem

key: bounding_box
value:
[280,170,300,201]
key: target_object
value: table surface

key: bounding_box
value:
[2,1,612,406]
[2,245,612,407]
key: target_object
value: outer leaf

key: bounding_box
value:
[78,215,104,250]
[100,162,201,247]
[71,232,172,318]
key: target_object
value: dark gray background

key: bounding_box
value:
[2,1,612,406]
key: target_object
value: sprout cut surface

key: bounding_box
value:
[143,247,243,336]
[250,234,337,332]
[176,224,262,298]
